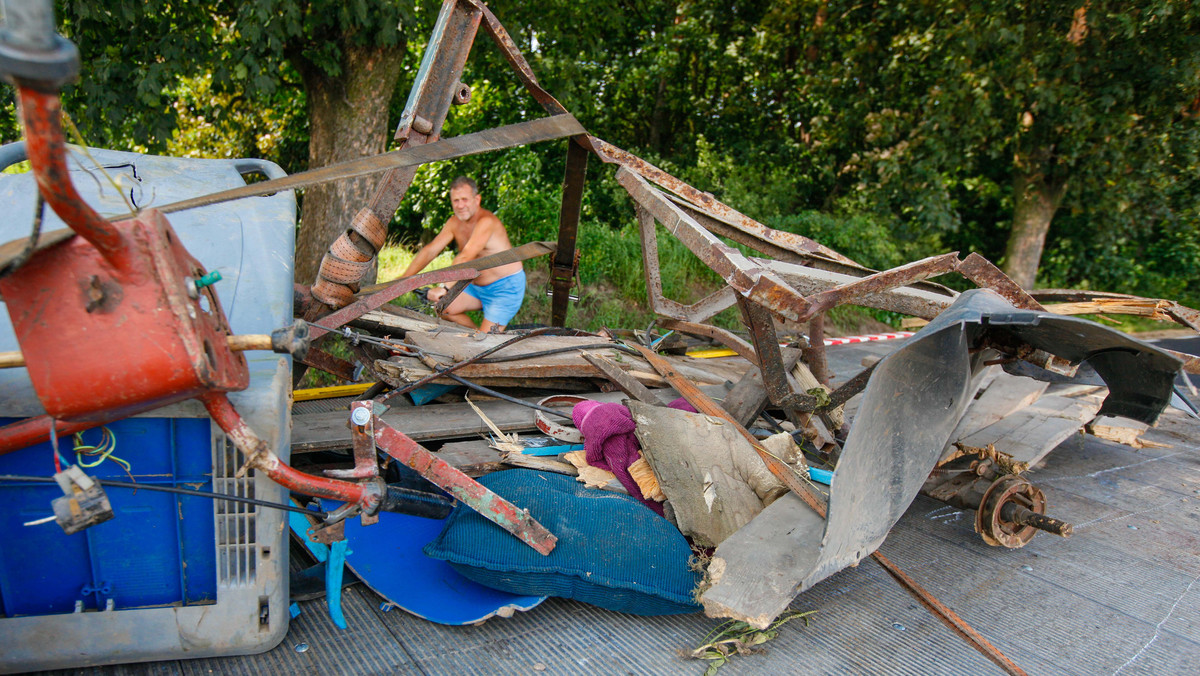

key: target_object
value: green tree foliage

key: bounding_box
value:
[3,1,419,284]
[802,1,1200,289]
[1,1,1195,311]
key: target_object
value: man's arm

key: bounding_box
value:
[449,215,499,265]
[399,224,456,278]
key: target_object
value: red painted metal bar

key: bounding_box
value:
[0,415,102,457]
[202,392,374,508]
[324,400,380,480]
[18,88,133,272]
[373,416,558,555]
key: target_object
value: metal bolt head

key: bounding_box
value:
[294,642,309,653]
[350,407,371,426]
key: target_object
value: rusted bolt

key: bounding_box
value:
[452,81,472,105]
[412,115,433,135]
[84,275,105,312]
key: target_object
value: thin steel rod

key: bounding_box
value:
[0,474,327,518]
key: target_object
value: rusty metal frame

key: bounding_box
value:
[635,205,738,322]
[737,295,820,412]
[622,168,814,321]
[550,139,588,326]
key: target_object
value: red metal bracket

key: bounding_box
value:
[372,416,558,555]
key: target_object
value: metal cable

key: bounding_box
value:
[0,474,328,518]
[474,342,638,364]
[435,370,573,419]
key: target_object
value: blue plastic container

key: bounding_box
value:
[0,418,218,616]
[0,144,296,671]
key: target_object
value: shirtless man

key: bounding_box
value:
[400,176,526,332]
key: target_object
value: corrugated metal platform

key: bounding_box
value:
[31,342,1200,676]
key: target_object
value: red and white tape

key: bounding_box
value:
[822,331,914,346]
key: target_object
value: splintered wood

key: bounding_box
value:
[383,330,750,389]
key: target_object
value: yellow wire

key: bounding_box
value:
[73,427,130,472]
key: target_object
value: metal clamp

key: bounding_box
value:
[534,395,587,443]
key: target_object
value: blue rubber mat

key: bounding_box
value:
[318,501,546,626]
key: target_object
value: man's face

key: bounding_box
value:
[450,185,482,221]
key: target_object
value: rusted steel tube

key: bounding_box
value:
[17,88,133,272]
[871,552,1029,676]
[0,415,101,456]
[805,313,831,386]
[202,393,371,506]
[1000,503,1074,537]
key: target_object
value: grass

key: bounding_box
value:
[376,246,455,283]
[372,221,908,336]
[688,610,818,674]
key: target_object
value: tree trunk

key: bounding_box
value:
[1002,164,1068,289]
[292,43,405,286]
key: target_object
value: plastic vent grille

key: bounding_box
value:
[213,427,257,586]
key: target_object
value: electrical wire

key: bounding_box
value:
[73,426,131,476]
[473,342,639,364]
[435,370,574,419]
[0,475,327,518]
[49,419,61,474]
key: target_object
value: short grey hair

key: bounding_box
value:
[449,176,478,195]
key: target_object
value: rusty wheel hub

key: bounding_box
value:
[975,474,1046,548]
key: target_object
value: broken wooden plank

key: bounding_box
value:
[1086,415,1151,448]
[722,348,802,426]
[436,439,507,476]
[1043,297,1174,320]
[293,395,553,454]
[790,360,844,430]
[375,357,596,391]
[350,306,452,334]
[951,372,1050,442]
[500,451,629,494]
[401,331,750,384]
[292,385,731,453]
[957,394,1102,468]
[581,352,666,405]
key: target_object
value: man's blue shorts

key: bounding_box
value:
[462,268,526,326]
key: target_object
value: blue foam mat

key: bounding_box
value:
[317,500,546,625]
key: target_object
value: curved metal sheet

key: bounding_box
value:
[703,288,1184,627]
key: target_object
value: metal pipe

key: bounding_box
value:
[0,333,306,368]
[1000,503,1073,537]
[0,415,101,456]
[17,88,133,271]
[201,393,374,507]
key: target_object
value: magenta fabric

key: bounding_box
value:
[569,397,698,515]
[667,397,697,413]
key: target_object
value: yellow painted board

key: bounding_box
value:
[686,347,737,359]
[293,382,375,402]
